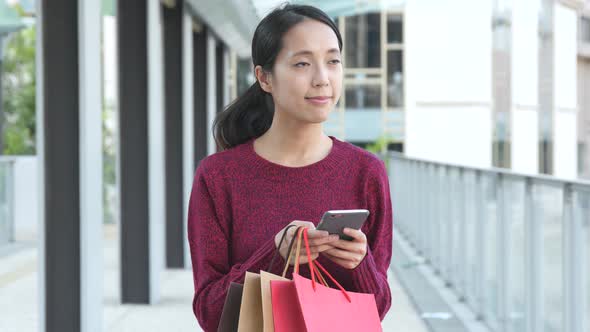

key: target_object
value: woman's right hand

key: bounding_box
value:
[274,220,340,265]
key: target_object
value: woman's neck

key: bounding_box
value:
[253,124,333,168]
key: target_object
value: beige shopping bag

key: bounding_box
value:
[236,272,263,332]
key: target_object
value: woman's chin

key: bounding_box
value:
[307,106,333,122]
[307,111,331,124]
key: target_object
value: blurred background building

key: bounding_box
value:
[0,0,589,332]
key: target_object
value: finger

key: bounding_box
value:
[322,252,358,270]
[305,229,330,238]
[287,221,321,238]
[343,228,367,243]
[322,248,359,261]
[329,240,366,255]
[292,252,319,263]
[299,243,335,254]
[306,234,339,247]
[289,220,316,229]
[286,223,309,238]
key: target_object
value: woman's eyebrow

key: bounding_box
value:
[290,48,340,58]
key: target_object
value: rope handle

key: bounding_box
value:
[301,228,317,288]
[282,226,305,277]
[280,227,351,303]
[268,224,298,272]
[280,226,328,286]
[312,261,329,287]
[294,227,307,276]
[302,228,352,303]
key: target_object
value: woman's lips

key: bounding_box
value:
[305,96,331,105]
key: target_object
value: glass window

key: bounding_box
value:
[578,142,587,177]
[345,13,381,68]
[345,85,381,110]
[539,140,553,175]
[387,14,403,43]
[581,17,590,42]
[387,51,403,107]
[538,109,552,174]
[236,57,254,97]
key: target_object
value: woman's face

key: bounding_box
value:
[257,19,343,124]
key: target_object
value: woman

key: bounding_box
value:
[188,4,393,331]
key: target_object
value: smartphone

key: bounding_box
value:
[316,209,370,241]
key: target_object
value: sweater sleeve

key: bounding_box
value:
[350,158,393,320]
[187,161,281,332]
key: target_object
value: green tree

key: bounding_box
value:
[103,101,117,224]
[365,135,392,170]
[2,25,36,155]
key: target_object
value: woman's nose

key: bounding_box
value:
[312,67,329,87]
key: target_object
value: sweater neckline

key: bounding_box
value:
[244,135,344,175]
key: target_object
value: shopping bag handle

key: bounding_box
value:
[282,228,350,300]
[268,224,298,272]
[282,226,306,277]
[293,227,307,276]
[301,228,352,303]
[282,227,329,287]
[312,261,329,287]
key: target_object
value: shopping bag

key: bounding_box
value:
[270,227,323,332]
[260,224,304,332]
[260,271,289,332]
[236,272,263,332]
[293,272,382,331]
[236,224,300,332]
[271,228,382,332]
[217,282,244,332]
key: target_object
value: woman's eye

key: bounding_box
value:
[295,62,309,67]
[329,59,341,64]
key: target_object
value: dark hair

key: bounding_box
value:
[213,3,343,150]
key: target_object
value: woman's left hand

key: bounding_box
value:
[320,228,367,270]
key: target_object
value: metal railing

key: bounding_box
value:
[0,157,16,246]
[386,152,590,332]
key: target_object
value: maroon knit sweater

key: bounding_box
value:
[187,135,393,332]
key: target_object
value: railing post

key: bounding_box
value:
[8,160,15,242]
[410,160,416,246]
[431,164,439,269]
[417,162,424,256]
[497,174,510,331]
[563,184,584,332]
[445,165,453,286]
[425,163,433,263]
[576,191,589,332]
[524,178,542,332]
[475,170,486,320]
[457,168,466,300]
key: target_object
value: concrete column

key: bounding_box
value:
[38,0,103,330]
[117,0,164,304]
[553,3,579,179]
[163,2,185,269]
[538,0,555,175]
[206,31,217,156]
[193,25,208,166]
[511,0,540,175]
[182,10,195,268]
[78,0,104,330]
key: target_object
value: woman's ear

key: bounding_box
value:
[255,65,272,94]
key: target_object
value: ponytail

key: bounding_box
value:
[213,81,274,150]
